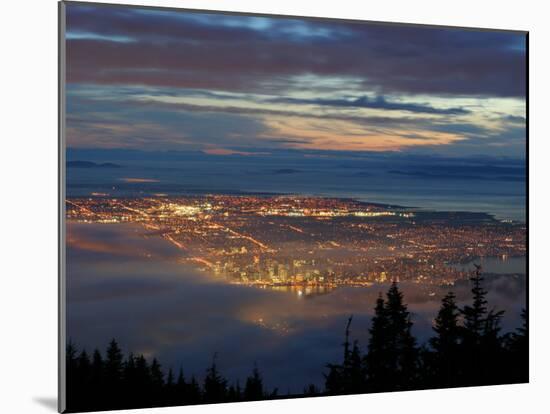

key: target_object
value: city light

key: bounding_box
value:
[66,195,526,294]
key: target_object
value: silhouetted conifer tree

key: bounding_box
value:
[304,384,320,396]
[429,292,461,387]
[150,358,165,405]
[364,283,418,391]
[482,307,506,383]
[227,380,242,402]
[121,352,136,405]
[365,293,389,391]
[462,266,488,343]
[340,316,365,392]
[324,363,344,395]
[244,364,264,400]
[105,340,123,378]
[203,355,228,403]
[77,350,91,380]
[459,265,507,385]
[164,368,177,405]
[65,342,78,409]
[505,308,528,383]
[90,348,104,406]
[187,375,202,404]
[346,340,366,393]
[399,316,419,388]
[166,368,174,387]
[75,350,91,408]
[325,315,364,394]
[174,367,187,404]
[134,354,152,407]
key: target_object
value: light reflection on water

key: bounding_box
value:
[67,222,527,393]
[245,284,337,298]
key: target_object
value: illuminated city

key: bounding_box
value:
[67,195,525,294]
[62,3,527,409]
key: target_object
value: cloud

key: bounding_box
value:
[67,221,526,391]
[63,4,526,157]
[202,148,270,156]
[503,115,526,124]
[65,4,526,98]
[268,95,470,115]
[66,88,525,155]
[66,94,271,150]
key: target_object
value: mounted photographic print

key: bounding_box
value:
[59,1,528,412]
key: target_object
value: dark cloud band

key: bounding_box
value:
[66,4,526,98]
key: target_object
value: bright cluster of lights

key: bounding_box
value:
[170,204,201,216]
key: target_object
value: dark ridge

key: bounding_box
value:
[67,161,122,169]
[272,169,302,174]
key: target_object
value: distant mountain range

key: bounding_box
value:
[67,160,122,168]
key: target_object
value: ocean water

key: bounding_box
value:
[66,154,527,221]
[449,256,527,274]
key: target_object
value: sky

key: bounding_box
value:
[65,3,527,158]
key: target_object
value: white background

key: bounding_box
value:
[1,0,546,413]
